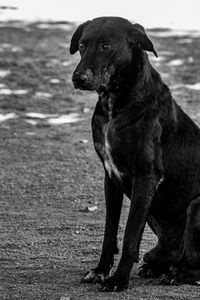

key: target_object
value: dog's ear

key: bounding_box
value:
[129,23,158,57]
[70,21,90,54]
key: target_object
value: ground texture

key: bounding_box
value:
[0,21,200,300]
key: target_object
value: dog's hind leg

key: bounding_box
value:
[81,172,123,284]
[138,216,174,278]
[138,245,172,278]
[160,197,200,285]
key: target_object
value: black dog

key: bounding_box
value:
[70,17,200,291]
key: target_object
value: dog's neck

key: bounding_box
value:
[98,50,165,118]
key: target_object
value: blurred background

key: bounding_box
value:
[1,1,200,300]
[1,0,200,29]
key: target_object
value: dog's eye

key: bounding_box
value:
[102,44,111,51]
[79,43,86,52]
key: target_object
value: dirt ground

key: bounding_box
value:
[0,21,200,300]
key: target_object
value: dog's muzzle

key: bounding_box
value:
[72,68,96,90]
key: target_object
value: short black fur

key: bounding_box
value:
[70,16,200,292]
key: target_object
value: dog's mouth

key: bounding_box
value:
[73,80,97,91]
[72,76,110,92]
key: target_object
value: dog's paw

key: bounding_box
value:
[159,266,182,285]
[81,269,108,284]
[101,274,129,292]
[159,273,179,285]
[159,266,199,286]
[138,263,164,278]
[138,264,156,278]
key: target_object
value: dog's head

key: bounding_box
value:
[70,17,157,91]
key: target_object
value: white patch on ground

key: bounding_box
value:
[79,139,88,144]
[170,83,200,92]
[48,113,83,125]
[167,59,184,66]
[159,50,174,56]
[0,89,12,95]
[36,23,72,30]
[25,112,56,119]
[0,46,22,53]
[0,83,7,88]
[0,89,27,95]
[59,43,70,50]
[24,112,83,125]
[46,59,60,67]
[35,92,52,98]
[0,43,12,49]
[25,120,38,125]
[188,57,194,63]
[85,205,97,212]
[83,107,90,113]
[26,112,48,119]
[0,21,30,29]
[186,83,200,91]
[25,132,36,136]
[49,78,60,84]
[11,46,23,52]
[14,89,28,95]
[160,73,170,79]
[0,113,16,122]
[61,61,73,67]
[177,38,193,44]
[59,296,70,300]
[0,70,11,78]
[149,30,200,38]
[0,43,22,52]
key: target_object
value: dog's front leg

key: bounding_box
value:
[102,171,158,291]
[81,172,123,284]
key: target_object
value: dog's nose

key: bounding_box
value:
[72,72,88,87]
[72,68,95,90]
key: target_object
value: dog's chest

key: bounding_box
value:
[93,119,124,180]
[104,126,124,179]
